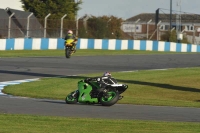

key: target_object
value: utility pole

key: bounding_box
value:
[170,0,172,30]
[75,0,81,36]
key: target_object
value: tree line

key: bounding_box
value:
[20,0,189,43]
[20,0,129,39]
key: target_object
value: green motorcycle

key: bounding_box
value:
[65,77,128,106]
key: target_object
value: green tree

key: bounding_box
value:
[20,0,82,20]
[86,15,123,39]
[161,30,190,43]
[88,17,108,39]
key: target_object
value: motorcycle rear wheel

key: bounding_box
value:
[99,90,119,106]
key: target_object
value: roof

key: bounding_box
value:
[0,8,9,19]
[126,13,200,23]
[6,8,32,18]
[126,13,155,22]
[0,8,19,38]
[0,8,44,38]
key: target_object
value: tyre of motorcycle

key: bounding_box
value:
[65,46,71,58]
[99,89,119,106]
[65,91,78,104]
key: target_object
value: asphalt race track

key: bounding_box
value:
[0,54,200,122]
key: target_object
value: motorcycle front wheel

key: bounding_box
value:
[99,90,119,106]
[65,91,78,104]
[65,47,71,58]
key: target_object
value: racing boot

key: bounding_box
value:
[74,47,76,53]
[72,44,76,53]
[118,95,123,100]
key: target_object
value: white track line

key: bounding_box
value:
[0,78,39,95]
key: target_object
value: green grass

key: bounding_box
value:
[0,49,197,57]
[0,114,199,133]
[1,50,200,132]
[3,67,200,107]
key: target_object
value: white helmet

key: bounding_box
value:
[103,72,111,77]
[68,30,73,34]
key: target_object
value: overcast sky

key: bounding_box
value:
[0,0,200,19]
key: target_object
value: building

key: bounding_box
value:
[122,12,200,44]
[0,8,44,38]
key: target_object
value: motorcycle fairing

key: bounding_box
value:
[65,39,75,46]
[77,80,98,103]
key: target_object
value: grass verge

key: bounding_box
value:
[0,49,197,57]
[0,114,199,133]
[3,67,200,107]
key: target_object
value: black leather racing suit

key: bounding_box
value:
[85,76,117,89]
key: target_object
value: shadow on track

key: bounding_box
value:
[41,100,66,104]
[0,70,63,77]
[41,100,103,106]
[0,70,90,79]
[117,79,200,93]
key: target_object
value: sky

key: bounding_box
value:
[1,0,200,19]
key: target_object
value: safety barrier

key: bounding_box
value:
[0,38,200,52]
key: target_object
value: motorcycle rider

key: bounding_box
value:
[98,72,114,88]
[89,71,125,99]
[64,30,77,52]
[85,72,116,89]
[102,72,112,77]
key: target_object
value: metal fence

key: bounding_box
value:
[0,17,129,40]
[0,18,78,39]
[1,17,200,45]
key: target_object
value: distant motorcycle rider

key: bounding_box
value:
[64,30,77,52]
